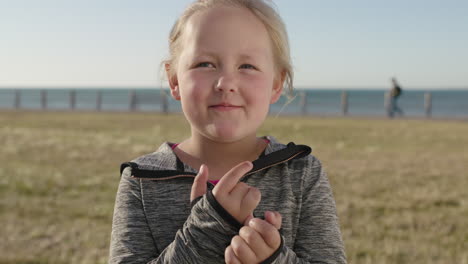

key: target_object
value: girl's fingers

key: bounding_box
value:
[249,218,281,250]
[240,186,261,214]
[230,181,251,202]
[243,213,254,226]
[265,211,282,230]
[225,245,242,264]
[190,164,208,202]
[231,235,257,264]
[213,161,252,195]
[239,225,271,260]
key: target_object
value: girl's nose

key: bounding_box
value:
[215,75,237,93]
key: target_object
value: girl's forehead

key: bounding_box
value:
[187,6,267,37]
[181,5,273,58]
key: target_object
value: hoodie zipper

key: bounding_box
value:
[130,149,308,181]
[244,150,307,176]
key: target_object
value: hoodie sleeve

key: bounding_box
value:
[109,167,241,264]
[264,157,347,264]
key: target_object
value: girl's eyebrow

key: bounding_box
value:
[192,50,217,58]
[190,48,268,62]
[193,52,262,60]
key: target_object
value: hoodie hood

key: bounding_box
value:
[120,136,311,180]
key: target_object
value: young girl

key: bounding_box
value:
[109,0,346,263]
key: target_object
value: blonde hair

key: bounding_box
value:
[162,0,293,94]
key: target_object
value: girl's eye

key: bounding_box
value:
[240,64,256,70]
[196,62,214,68]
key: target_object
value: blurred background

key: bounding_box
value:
[2,0,468,88]
[1,0,467,118]
[1,0,467,263]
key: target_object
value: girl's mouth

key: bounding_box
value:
[209,103,242,111]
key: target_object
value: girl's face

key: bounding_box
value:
[169,5,283,143]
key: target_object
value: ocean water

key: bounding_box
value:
[0,88,467,118]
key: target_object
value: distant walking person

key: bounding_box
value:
[389,77,404,117]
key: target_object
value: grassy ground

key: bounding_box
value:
[1,111,467,264]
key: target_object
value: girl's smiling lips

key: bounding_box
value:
[209,103,242,111]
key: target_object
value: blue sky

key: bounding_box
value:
[1,0,467,89]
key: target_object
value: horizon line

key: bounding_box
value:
[1,86,467,90]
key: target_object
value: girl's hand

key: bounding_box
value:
[190,164,209,202]
[225,211,283,264]
[190,161,261,224]
[212,161,261,223]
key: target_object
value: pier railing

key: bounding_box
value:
[0,88,444,118]
[5,89,170,113]
[297,91,434,118]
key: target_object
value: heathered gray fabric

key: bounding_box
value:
[109,136,346,263]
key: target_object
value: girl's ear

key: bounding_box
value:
[165,63,181,101]
[270,71,286,104]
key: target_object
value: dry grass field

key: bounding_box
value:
[1,111,467,264]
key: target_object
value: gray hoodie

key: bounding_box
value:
[109,136,346,263]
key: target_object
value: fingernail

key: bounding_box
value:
[199,164,205,174]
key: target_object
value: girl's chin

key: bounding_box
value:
[204,125,250,142]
